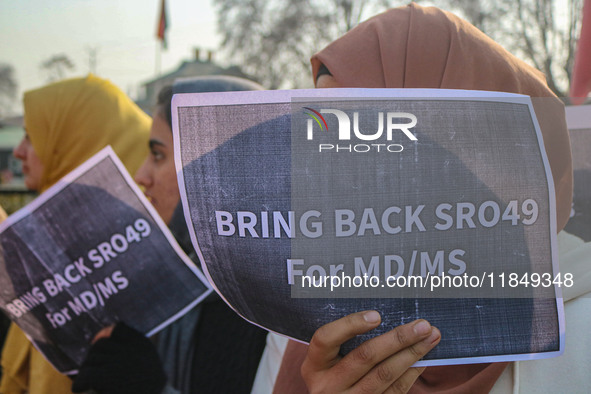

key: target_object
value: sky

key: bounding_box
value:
[0,0,583,116]
[0,0,221,114]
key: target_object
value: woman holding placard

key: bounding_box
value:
[257,3,591,393]
[71,76,269,394]
[1,74,150,394]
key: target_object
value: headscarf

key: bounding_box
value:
[174,75,264,94]
[24,74,150,192]
[312,3,572,233]
[162,75,264,129]
[275,3,574,393]
[1,74,150,394]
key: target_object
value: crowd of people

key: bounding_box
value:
[1,3,590,393]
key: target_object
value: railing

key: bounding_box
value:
[0,189,37,215]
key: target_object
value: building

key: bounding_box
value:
[0,116,24,189]
[136,49,256,113]
[0,116,35,214]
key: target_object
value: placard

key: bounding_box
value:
[173,89,564,365]
[0,147,211,374]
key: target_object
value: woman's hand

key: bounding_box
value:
[301,311,440,393]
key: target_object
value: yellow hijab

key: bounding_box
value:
[24,74,150,191]
[1,74,150,393]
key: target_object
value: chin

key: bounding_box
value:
[162,214,174,225]
[24,178,40,192]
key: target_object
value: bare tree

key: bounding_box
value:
[216,0,581,94]
[443,0,582,97]
[40,54,76,83]
[214,0,401,89]
[0,63,17,118]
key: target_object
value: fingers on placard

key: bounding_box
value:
[352,326,441,393]
[307,310,382,366]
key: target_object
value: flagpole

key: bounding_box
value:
[156,0,167,77]
[156,41,161,76]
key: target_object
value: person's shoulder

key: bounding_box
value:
[492,296,591,393]
[558,231,591,301]
[251,333,289,394]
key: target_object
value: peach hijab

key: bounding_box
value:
[312,2,572,232]
[275,3,573,393]
[24,74,151,192]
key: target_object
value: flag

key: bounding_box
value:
[156,0,168,49]
[570,0,591,104]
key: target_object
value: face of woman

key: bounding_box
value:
[315,74,341,89]
[134,113,181,225]
[13,133,44,191]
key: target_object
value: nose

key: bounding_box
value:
[13,137,27,160]
[134,159,152,188]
